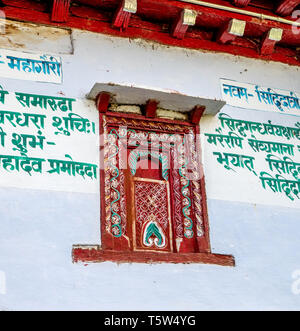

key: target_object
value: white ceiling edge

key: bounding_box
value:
[88,83,226,115]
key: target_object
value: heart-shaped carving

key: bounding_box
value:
[143,220,166,249]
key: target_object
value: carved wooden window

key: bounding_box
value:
[73,106,235,266]
[100,112,210,254]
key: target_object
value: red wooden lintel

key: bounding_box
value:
[276,0,300,16]
[145,99,159,118]
[72,247,235,266]
[51,0,70,23]
[96,92,111,113]
[190,105,205,124]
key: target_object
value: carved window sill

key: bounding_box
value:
[72,246,235,267]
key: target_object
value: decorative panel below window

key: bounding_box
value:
[134,178,172,252]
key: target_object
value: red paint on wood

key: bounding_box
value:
[3,0,47,11]
[195,125,211,254]
[112,1,132,30]
[3,0,299,67]
[260,33,277,55]
[233,0,252,7]
[77,106,232,263]
[72,247,235,266]
[145,99,158,118]
[96,92,111,113]
[216,21,238,44]
[99,113,131,252]
[51,0,70,23]
[99,114,111,250]
[99,112,211,256]
[190,106,205,124]
[106,110,193,126]
[276,0,300,16]
[171,10,189,39]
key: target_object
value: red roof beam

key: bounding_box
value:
[171,8,197,39]
[2,0,300,66]
[51,0,70,22]
[233,0,252,7]
[276,0,300,16]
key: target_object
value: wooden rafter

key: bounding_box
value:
[233,0,252,7]
[171,9,197,39]
[51,0,70,23]
[276,0,300,16]
[260,28,283,56]
[112,0,137,30]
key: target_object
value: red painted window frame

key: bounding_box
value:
[72,109,235,267]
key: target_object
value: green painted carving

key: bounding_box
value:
[108,129,124,238]
[143,221,166,249]
[178,138,194,239]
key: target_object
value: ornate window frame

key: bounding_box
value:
[72,95,235,267]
